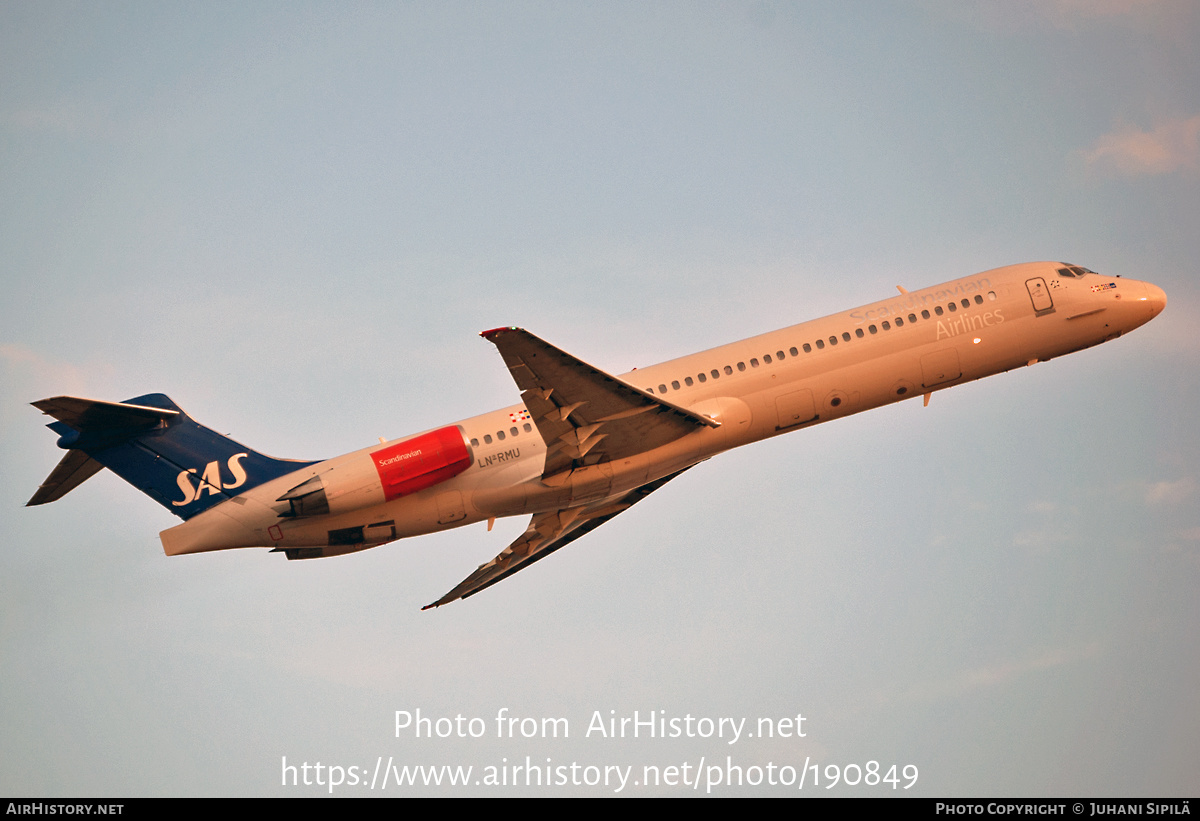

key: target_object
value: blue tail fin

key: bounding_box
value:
[28,394,315,520]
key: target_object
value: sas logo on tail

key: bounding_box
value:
[173,453,249,506]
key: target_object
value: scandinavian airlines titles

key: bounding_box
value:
[849,277,993,325]
[935,308,1004,340]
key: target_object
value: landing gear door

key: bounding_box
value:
[1025,277,1054,316]
[775,389,816,431]
[436,491,467,524]
[921,349,961,388]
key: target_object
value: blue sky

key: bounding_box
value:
[2,1,1197,796]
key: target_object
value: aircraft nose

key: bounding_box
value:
[1142,282,1167,316]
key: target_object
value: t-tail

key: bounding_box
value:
[27,394,315,519]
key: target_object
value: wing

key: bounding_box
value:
[422,467,693,609]
[480,327,717,477]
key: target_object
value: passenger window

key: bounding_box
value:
[908,313,917,323]
[855,328,864,338]
[895,317,904,327]
[828,336,838,346]
[698,373,707,383]
[750,358,759,368]
[713,369,722,379]
[882,321,891,330]
[737,362,746,371]
[523,423,532,433]
[484,434,493,444]
[471,438,479,447]
[510,427,518,437]
[763,354,772,364]
[974,295,983,304]
[497,430,505,441]
[921,309,930,319]
[685,376,693,386]
[803,343,812,352]
[869,325,878,334]
[724,365,733,375]
[842,332,851,342]
[659,384,667,393]
[961,299,969,308]
[789,347,798,356]
[947,302,956,312]
[671,380,680,390]
[777,350,785,359]
[988,291,997,301]
[815,339,825,350]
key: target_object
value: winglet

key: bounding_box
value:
[480,326,519,340]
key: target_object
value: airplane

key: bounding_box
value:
[27,261,1166,609]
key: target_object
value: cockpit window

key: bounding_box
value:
[1058,263,1099,278]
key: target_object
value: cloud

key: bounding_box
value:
[934,0,1170,32]
[1082,116,1200,178]
[1044,0,1164,20]
[9,107,83,133]
[5,99,113,137]
[2,343,84,383]
[841,642,1104,719]
[942,642,1103,693]
[1011,529,1073,551]
[0,344,100,411]
[1144,476,1197,506]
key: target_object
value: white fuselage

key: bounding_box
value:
[160,262,1166,557]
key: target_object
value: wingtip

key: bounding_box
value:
[479,326,520,340]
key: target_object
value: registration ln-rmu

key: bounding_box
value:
[27,262,1166,608]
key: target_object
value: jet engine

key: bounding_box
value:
[277,426,473,518]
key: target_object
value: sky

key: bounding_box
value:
[2,0,1197,797]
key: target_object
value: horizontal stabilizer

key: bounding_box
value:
[27,395,181,507]
[32,396,179,430]
[26,448,104,506]
[29,393,314,519]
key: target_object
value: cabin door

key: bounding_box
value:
[1025,277,1055,316]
